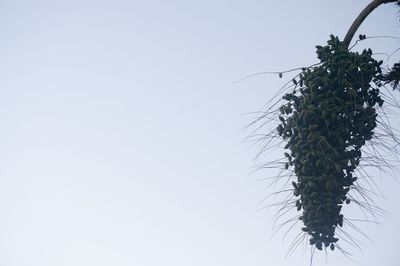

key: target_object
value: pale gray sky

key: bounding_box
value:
[0,1,399,265]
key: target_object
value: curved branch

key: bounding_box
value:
[343,0,398,48]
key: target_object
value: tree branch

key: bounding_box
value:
[343,0,398,48]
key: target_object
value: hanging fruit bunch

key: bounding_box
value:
[277,35,386,251]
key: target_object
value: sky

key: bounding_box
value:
[0,0,399,265]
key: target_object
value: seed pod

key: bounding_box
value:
[284,142,290,149]
[334,163,342,172]
[295,200,301,207]
[316,159,324,168]
[277,124,283,136]
[316,240,323,250]
[338,215,343,227]
[285,162,289,170]
[308,182,317,189]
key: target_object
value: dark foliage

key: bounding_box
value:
[382,62,400,90]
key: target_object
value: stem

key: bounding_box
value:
[343,0,398,48]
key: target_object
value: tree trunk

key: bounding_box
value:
[343,0,398,48]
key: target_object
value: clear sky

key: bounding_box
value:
[0,0,399,265]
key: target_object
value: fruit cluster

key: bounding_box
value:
[277,35,384,250]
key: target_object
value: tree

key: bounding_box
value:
[251,0,400,258]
